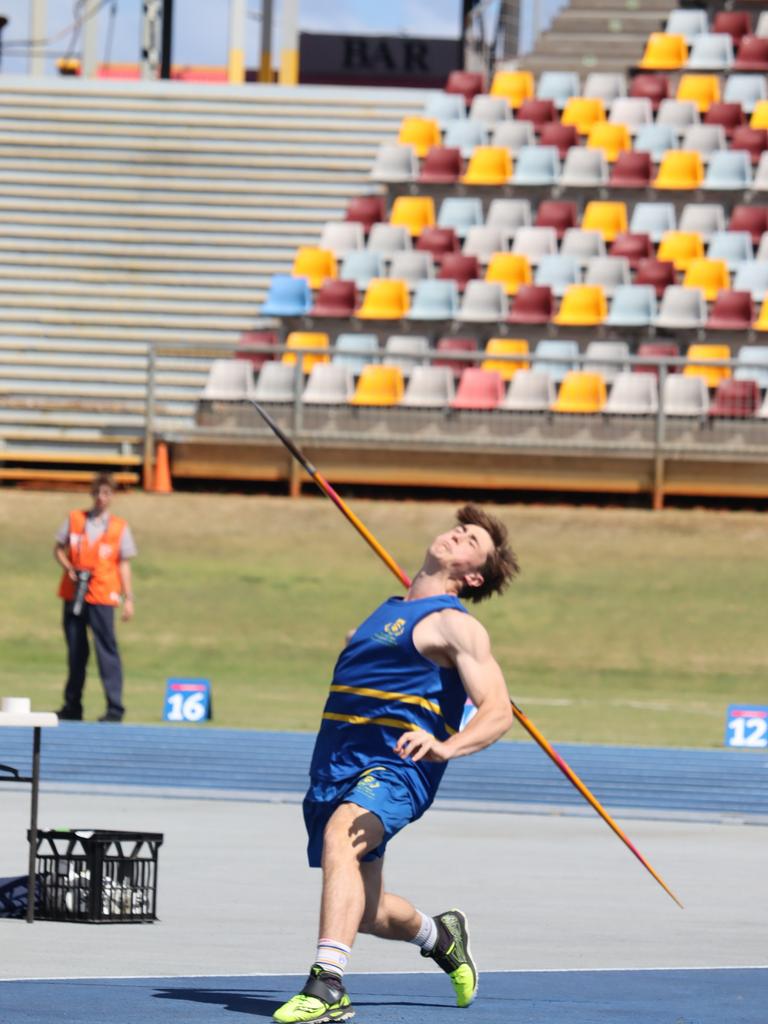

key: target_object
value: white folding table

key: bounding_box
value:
[0,711,59,923]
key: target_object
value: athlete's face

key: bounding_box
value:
[430,521,494,586]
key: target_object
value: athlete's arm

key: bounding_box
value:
[394,612,513,763]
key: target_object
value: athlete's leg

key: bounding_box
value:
[358,858,421,941]
[318,801,385,947]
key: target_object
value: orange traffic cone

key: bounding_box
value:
[153,441,173,494]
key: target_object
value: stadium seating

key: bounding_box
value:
[390,196,436,236]
[706,290,755,330]
[734,346,768,386]
[512,145,561,185]
[417,226,461,264]
[401,366,456,407]
[537,71,580,110]
[434,336,479,376]
[583,340,630,382]
[553,284,607,325]
[291,247,336,289]
[502,371,556,411]
[581,201,628,242]
[653,150,705,189]
[310,280,357,318]
[516,98,559,130]
[638,33,688,71]
[438,252,480,290]
[370,144,418,182]
[532,339,579,383]
[682,258,731,300]
[676,73,721,112]
[604,373,659,414]
[383,335,430,375]
[341,251,384,290]
[654,286,708,329]
[423,91,466,128]
[469,95,512,128]
[253,362,296,403]
[451,367,505,409]
[605,284,657,327]
[407,279,459,320]
[397,117,441,157]
[445,70,485,107]
[561,97,606,135]
[485,252,532,295]
[367,224,412,259]
[357,279,410,319]
[551,371,607,413]
[282,332,330,373]
[657,231,705,270]
[302,364,354,405]
[684,343,732,386]
[389,251,435,290]
[319,222,365,258]
[202,359,254,401]
[346,196,387,234]
[261,275,312,317]
[419,146,462,184]
[490,70,534,109]
[492,120,536,154]
[508,284,555,324]
[636,341,681,375]
[587,121,632,162]
[481,338,530,379]
[663,375,709,416]
[708,378,760,417]
[462,146,513,185]
[534,254,580,297]
[437,197,484,238]
[332,334,379,373]
[237,330,278,370]
[458,280,508,322]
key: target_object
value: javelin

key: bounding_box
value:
[250,398,683,909]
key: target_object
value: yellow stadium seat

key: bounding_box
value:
[282,332,330,373]
[682,259,731,301]
[586,122,631,162]
[553,284,608,326]
[683,344,732,388]
[561,96,606,135]
[638,33,688,70]
[349,364,405,406]
[551,371,607,413]
[652,150,704,190]
[356,278,410,319]
[750,101,768,130]
[291,247,337,289]
[462,146,513,185]
[389,195,436,237]
[484,253,532,296]
[754,296,768,332]
[490,69,534,109]
[675,74,721,113]
[581,201,628,242]
[397,116,441,158]
[657,231,705,271]
[481,338,530,380]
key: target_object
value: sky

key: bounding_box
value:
[0,1,466,76]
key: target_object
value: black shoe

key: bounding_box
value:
[421,909,478,1007]
[56,706,82,721]
[98,712,123,723]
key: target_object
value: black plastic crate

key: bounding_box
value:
[30,830,163,923]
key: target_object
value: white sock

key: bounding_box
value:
[408,911,438,952]
[315,938,352,979]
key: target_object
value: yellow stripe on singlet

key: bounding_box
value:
[329,683,443,716]
[321,711,457,736]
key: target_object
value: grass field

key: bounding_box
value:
[0,489,765,749]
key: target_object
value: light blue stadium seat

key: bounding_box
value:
[687,32,734,70]
[605,284,657,327]
[492,120,537,154]
[512,145,561,186]
[458,280,508,322]
[633,123,680,161]
[655,100,700,135]
[423,91,466,128]
[665,8,708,43]
[723,74,768,114]
[340,251,385,291]
[703,150,753,190]
[734,346,768,388]
[732,261,768,301]
[332,333,380,373]
[629,202,677,243]
[534,254,581,297]
[536,71,581,110]
[707,231,754,270]
[532,339,579,384]
[408,279,460,320]
[437,197,485,239]
[559,147,609,187]
[260,275,312,316]
[468,94,512,127]
[443,118,489,158]
[383,334,430,375]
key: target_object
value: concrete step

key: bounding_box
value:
[550,12,665,34]
[521,53,647,73]
[533,34,646,58]
[0,263,275,290]
[567,0,672,9]
[0,278,268,308]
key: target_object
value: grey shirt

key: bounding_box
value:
[56,511,137,560]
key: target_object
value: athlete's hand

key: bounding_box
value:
[394,729,450,763]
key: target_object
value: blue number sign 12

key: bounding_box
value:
[725,705,768,748]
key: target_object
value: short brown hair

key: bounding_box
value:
[455,504,519,602]
[91,472,116,493]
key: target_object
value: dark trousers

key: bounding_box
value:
[62,602,125,717]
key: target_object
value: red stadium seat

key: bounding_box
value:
[704,102,746,137]
[635,259,677,298]
[434,336,480,377]
[437,252,480,290]
[419,146,463,184]
[445,70,485,107]
[709,378,760,417]
[534,200,578,239]
[345,195,386,235]
[236,330,278,370]
[730,126,768,164]
[609,150,653,188]
[706,290,755,330]
[538,122,579,158]
[450,367,505,409]
[728,204,768,244]
[713,11,753,47]
[507,284,554,324]
[733,36,768,72]
[609,233,654,268]
[310,280,357,318]
[415,226,461,265]
[516,98,559,129]
[629,73,670,111]
[635,341,680,375]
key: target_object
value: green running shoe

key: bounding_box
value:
[273,965,355,1023]
[421,908,478,1008]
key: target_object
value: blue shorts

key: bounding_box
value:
[303,764,431,868]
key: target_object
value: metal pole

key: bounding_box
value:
[30,0,47,77]
[278,0,299,85]
[228,0,247,83]
[160,0,174,79]
[653,363,667,511]
[81,0,100,78]
[143,344,157,491]
[259,0,274,82]
[26,728,42,924]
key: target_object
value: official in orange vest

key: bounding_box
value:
[54,473,137,722]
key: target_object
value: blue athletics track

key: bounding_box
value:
[1,725,766,1023]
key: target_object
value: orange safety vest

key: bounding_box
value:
[58,509,127,607]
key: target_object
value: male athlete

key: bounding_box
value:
[274,504,519,1023]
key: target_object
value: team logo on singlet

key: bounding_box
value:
[372,618,406,646]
